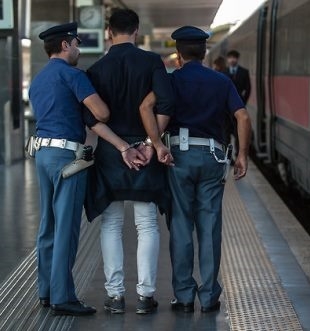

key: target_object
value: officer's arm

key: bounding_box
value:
[156,114,170,134]
[234,108,252,180]
[83,93,110,123]
[139,92,172,145]
[152,57,175,116]
[139,92,174,165]
[139,92,169,144]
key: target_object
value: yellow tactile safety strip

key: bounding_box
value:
[221,179,303,331]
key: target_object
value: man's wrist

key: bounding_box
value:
[143,136,153,147]
[144,133,166,148]
[119,143,131,153]
[237,150,248,158]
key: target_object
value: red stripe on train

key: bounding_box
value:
[273,76,309,128]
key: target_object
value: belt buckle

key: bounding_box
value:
[61,139,67,149]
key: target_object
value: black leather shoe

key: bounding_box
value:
[170,299,194,313]
[201,301,221,313]
[51,301,96,316]
[39,297,50,308]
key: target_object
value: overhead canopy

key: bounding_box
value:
[31,0,223,44]
[122,0,223,37]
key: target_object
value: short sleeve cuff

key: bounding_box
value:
[83,107,100,128]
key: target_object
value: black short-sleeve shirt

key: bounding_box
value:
[85,43,174,136]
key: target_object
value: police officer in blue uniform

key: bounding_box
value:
[140,26,251,313]
[29,22,112,316]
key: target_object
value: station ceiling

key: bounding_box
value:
[32,0,223,39]
[122,0,223,29]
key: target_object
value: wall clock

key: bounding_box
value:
[79,6,103,29]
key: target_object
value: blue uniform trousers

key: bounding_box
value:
[168,146,225,307]
[35,147,87,304]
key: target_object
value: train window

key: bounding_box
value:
[275,2,310,75]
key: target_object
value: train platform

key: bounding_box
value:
[0,159,309,331]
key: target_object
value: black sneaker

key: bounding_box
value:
[136,296,158,314]
[170,298,194,313]
[104,296,125,314]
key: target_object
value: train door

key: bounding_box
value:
[255,4,268,157]
[266,0,278,163]
[256,0,278,163]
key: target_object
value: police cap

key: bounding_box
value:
[171,26,209,44]
[39,22,80,43]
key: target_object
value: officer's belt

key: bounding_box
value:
[170,136,224,151]
[38,138,81,152]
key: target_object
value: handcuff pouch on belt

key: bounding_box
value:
[179,128,189,151]
[25,135,37,158]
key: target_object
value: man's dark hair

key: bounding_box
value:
[109,9,139,35]
[44,35,75,57]
[213,56,226,72]
[227,50,240,58]
[176,41,207,61]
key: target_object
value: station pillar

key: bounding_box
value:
[0,0,24,165]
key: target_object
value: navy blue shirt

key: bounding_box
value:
[169,61,244,144]
[85,43,174,136]
[29,58,96,144]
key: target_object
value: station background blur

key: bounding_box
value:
[0,0,264,166]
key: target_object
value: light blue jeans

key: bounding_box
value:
[100,201,159,298]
